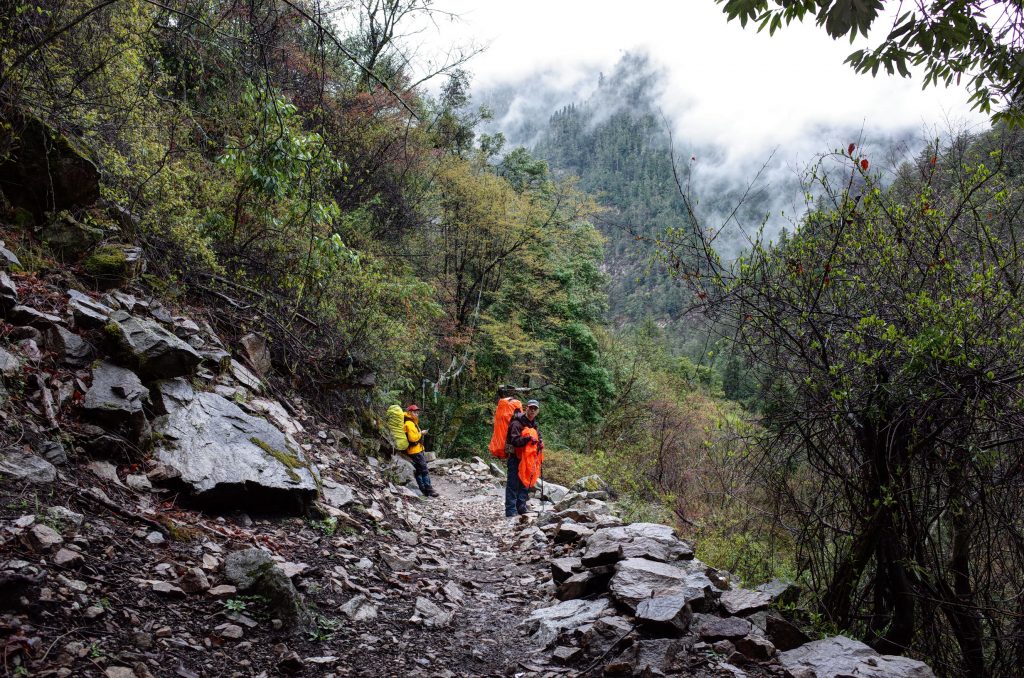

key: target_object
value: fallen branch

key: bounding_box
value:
[75,487,169,536]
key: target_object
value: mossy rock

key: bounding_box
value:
[83,243,142,289]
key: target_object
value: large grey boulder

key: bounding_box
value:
[224,549,311,632]
[153,385,317,507]
[82,362,150,448]
[0,450,56,483]
[106,311,201,380]
[582,522,693,566]
[608,557,716,612]
[778,635,935,677]
[0,112,100,221]
[525,597,614,648]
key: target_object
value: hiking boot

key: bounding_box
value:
[425,488,440,498]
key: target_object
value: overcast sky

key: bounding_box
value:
[418,1,989,177]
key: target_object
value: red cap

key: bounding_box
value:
[406,404,420,412]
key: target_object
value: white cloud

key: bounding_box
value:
[417,0,989,167]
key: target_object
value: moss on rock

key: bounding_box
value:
[250,436,305,482]
[84,244,128,277]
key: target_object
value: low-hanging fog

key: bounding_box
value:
[417,1,989,252]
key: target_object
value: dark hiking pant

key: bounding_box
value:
[407,452,433,495]
[505,453,529,516]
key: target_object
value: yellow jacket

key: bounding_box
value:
[404,418,424,455]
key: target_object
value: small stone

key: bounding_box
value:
[712,639,736,655]
[179,567,210,593]
[215,623,244,640]
[735,634,776,660]
[84,605,105,619]
[48,506,84,527]
[132,631,153,650]
[27,524,63,551]
[277,651,304,675]
[552,645,582,665]
[126,474,153,492]
[145,531,165,545]
[151,581,186,597]
[105,668,136,678]
[14,515,35,528]
[54,548,84,568]
[207,584,237,598]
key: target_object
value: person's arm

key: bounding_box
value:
[508,418,536,448]
[405,421,422,444]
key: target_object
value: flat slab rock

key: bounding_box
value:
[608,557,715,612]
[720,588,772,615]
[779,635,935,677]
[582,522,694,566]
[698,616,752,641]
[153,382,317,500]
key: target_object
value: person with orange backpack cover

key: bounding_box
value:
[504,399,543,519]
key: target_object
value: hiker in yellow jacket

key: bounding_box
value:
[404,405,439,497]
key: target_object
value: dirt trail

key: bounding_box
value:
[329,473,550,677]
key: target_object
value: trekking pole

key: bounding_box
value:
[539,454,546,507]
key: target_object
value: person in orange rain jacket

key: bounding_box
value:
[404,405,438,498]
[505,399,543,518]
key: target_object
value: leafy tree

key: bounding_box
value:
[716,0,1024,123]
[667,131,1024,674]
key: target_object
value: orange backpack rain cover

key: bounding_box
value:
[488,398,522,459]
[518,426,543,489]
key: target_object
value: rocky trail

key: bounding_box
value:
[0,233,937,677]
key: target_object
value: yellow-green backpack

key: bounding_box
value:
[386,405,409,451]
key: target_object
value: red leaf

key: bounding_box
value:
[860,159,869,171]
[929,155,937,166]
[847,143,856,155]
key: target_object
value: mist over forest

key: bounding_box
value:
[477,49,933,257]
